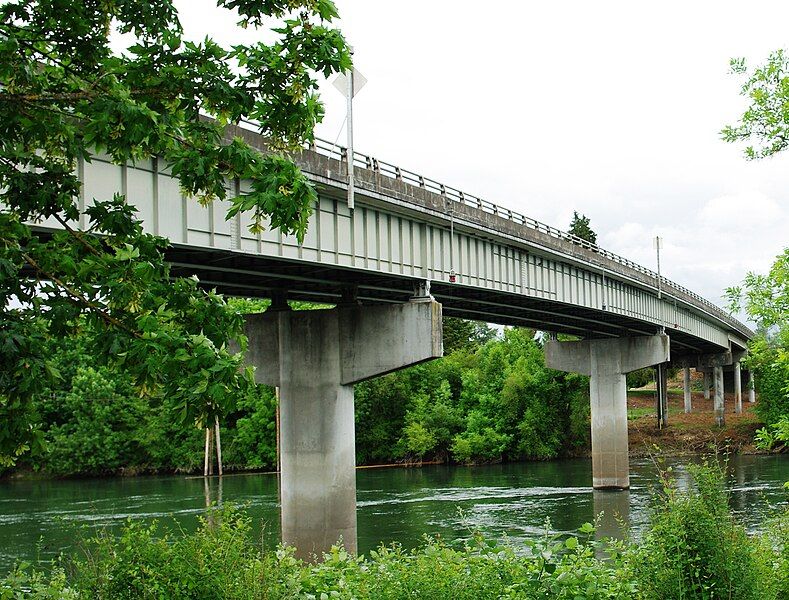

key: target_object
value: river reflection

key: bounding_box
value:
[0,454,786,572]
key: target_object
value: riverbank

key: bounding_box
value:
[627,390,764,457]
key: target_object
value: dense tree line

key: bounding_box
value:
[2,311,591,477]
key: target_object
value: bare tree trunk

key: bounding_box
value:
[208,427,214,476]
[204,426,211,477]
[214,415,223,477]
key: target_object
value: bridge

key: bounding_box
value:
[34,122,754,558]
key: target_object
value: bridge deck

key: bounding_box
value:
[30,123,753,356]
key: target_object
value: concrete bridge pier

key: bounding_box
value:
[713,366,725,426]
[703,370,711,400]
[734,362,743,414]
[683,366,692,413]
[242,297,442,559]
[545,334,670,489]
[656,363,669,428]
[684,350,746,427]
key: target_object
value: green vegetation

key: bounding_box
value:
[568,211,598,244]
[626,462,787,600]
[0,0,351,466]
[724,57,789,449]
[2,464,786,599]
[2,316,590,476]
[723,50,789,159]
[727,248,789,450]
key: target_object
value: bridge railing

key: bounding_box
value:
[237,121,743,331]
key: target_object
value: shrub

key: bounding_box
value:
[627,462,778,600]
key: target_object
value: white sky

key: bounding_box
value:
[174,0,789,312]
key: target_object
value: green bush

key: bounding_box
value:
[627,367,654,389]
[45,367,148,476]
[754,348,789,427]
[4,508,634,600]
[12,320,593,476]
[627,462,779,600]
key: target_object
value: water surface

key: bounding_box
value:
[0,454,786,572]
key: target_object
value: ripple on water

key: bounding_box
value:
[357,485,591,507]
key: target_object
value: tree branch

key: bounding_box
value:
[20,251,141,339]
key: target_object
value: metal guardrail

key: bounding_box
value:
[237,120,749,335]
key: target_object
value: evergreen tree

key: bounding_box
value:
[568,211,598,244]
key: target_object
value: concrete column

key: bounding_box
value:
[545,334,669,489]
[243,300,442,559]
[656,363,668,428]
[703,370,710,400]
[734,362,742,414]
[713,366,725,427]
[748,371,756,403]
[683,367,692,413]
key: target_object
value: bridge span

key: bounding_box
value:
[34,122,754,558]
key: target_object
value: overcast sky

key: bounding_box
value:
[176,1,789,311]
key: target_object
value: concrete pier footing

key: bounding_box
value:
[713,366,725,427]
[545,334,669,489]
[683,367,692,413]
[242,300,442,559]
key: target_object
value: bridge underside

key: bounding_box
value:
[166,244,727,355]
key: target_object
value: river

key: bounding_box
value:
[0,454,786,572]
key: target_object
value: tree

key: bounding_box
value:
[442,317,497,355]
[568,211,597,244]
[726,249,789,427]
[722,50,789,159]
[0,0,351,465]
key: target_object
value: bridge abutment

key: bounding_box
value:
[242,299,442,559]
[545,334,670,489]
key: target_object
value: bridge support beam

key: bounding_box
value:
[545,334,670,489]
[703,370,711,400]
[242,299,442,559]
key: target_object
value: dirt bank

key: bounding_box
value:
[627,389,764,457]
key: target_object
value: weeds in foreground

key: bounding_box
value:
[1,464,787,599]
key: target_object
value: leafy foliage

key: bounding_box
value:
[4,466,787,599]
[0,0,351,464]
[627,462,781,600]
[722,50,789,159]
[5,316,589,476]
[568,211,598,244]
[727,249,789,429]
[356,327,590,466]
[442,317,497,355]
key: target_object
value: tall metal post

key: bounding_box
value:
[346,64,355,210]
[654,236,663,300]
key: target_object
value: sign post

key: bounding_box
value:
[332,59,367,210]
